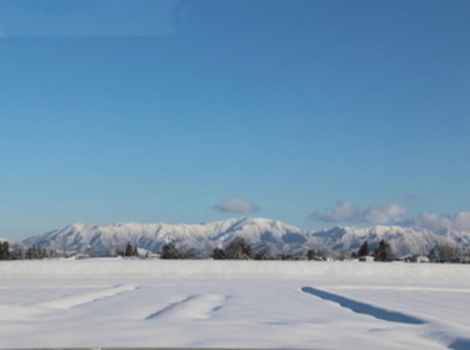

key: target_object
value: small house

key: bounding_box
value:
[410,255,429,263]
[359,255,374,262]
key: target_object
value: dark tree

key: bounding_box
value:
[374,240,393,261]
[429,243,462,262]
[254,246,272,260]
[307,249,317,260]
[0,241,10,260]
[211,247,226,260]
[224,237,253,260]
[358,241,369,257]
[280,254,293,260]
[10,247,23,260]
[124,242,138,257]
[115,249,124,257]
[428,246,439,260]
[25,245,49,259]
[161,242,178,259]
[160,242,193,259]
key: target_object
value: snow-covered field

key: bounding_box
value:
[0,259,469,350]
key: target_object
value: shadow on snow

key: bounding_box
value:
[448,339,470,350]
[301,286,425,325]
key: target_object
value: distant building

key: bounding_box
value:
[458,256,470,264]
[73,253,91,259]
[359,255,374,262]
[410,255,429,263]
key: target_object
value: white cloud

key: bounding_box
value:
[310,201,407,224]
[363,204,407,224]
[310,201,470,233]
[412,211,470,232]
[454,212,470,231]
[213,198,259,213]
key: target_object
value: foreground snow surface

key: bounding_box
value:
[0,259,469,350]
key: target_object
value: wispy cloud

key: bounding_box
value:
[309,201,360,223]
[310,200,470,233]
[213,198,260,213]
[310,201,407,224]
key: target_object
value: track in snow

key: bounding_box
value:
[145,294,227,320]
[37,284,137,309]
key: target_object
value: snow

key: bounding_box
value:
[0,259,469,350]
[21,217,470,258]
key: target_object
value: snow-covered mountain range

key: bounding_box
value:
[21,217,470,258]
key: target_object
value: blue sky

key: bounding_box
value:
[1,0,469,240]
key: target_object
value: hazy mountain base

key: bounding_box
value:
[21,217,470,258]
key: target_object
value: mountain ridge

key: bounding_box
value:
[21,217,470,258]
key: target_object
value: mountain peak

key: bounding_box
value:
[21,218,470,258]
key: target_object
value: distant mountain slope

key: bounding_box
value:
[22,218,470,258]
[309,225,467,257]
[22,218,316,257]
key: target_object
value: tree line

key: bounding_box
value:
[0,241,56,260]
[117,237,327,261]
[1,238,468,262]
[351,239,466,262]
[351,239,394,261]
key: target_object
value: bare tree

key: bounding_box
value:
[160,242,193,259]
[224,237,253,260]
[430,242,462,262]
